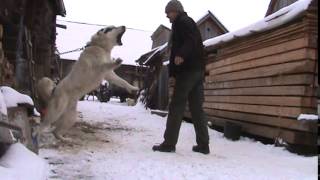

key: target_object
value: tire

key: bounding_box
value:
[120,96,126,103]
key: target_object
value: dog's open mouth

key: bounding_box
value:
[117,26,126,46]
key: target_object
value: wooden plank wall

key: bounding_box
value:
[203,10,318,146]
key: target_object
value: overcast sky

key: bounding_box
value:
[58,0,271,32]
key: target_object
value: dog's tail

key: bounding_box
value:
[36,77,56,105]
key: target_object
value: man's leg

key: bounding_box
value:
[153,72,198,152]
[188,73,210,154]
[163,74,195,146]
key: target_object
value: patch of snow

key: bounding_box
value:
[0,143,48,180]
[163,60,170,65]
[297,114,318,121]
[34,108,41,117]
[203,0,312,48]
[101,80,109,86]
[39,101,317,179]
[0,86,34,108]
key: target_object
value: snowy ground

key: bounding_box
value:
[39,99,317,180]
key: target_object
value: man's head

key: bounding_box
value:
[165,0,184,23]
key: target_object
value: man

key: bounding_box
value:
[152,0,210,154]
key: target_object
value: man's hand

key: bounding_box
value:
[169,77,176,86]
[174,56,184,65]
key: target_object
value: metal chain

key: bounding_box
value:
[58,46,85,55]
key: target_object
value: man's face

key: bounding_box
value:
[166,11,178,23]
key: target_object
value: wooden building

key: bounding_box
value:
[137,11,228,110]
[58,58,75,78]
[151,25,171,49]
[0,0,66,98]
[266,0,298,16]
[203,0,318,147]
[197,11,228,41]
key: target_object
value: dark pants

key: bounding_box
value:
[163,70,209,146]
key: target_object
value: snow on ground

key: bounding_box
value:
[0,143,48,180]
[39,99,317,180]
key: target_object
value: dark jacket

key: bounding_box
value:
[169,12,205,77]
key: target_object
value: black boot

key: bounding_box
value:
[192,145,210,154]
[152,143,175,152]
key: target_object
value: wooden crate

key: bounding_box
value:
[7,105,38,153]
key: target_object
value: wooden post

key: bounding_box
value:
[0,24,3,85]
[0,24,3,39]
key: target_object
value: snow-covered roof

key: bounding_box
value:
[56,20,153,65]
[144,43,167,65]
[136,42,168,65]
[203,0,312,48]
[0,86,34,109]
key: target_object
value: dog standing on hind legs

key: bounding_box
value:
[36,26,139,143]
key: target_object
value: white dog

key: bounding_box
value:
[36,26,139,142]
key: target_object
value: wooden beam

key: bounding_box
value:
[205,74,317,89]
[205,21,306,55]
[207,115,317,145]
[205,96,317,108]
[206,37,310,70]
[204,86,316,97]
[206,60,315,83]
[209,48,317,76]
[0,24,3,39]
[204,108,317,133]
[216,25,306,59]
[203,102,316,118]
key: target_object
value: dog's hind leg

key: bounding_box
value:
[40,93,68,133]
[53,102,78,143]
[105,71,139,93]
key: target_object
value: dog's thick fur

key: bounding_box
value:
[36,26,138,142]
